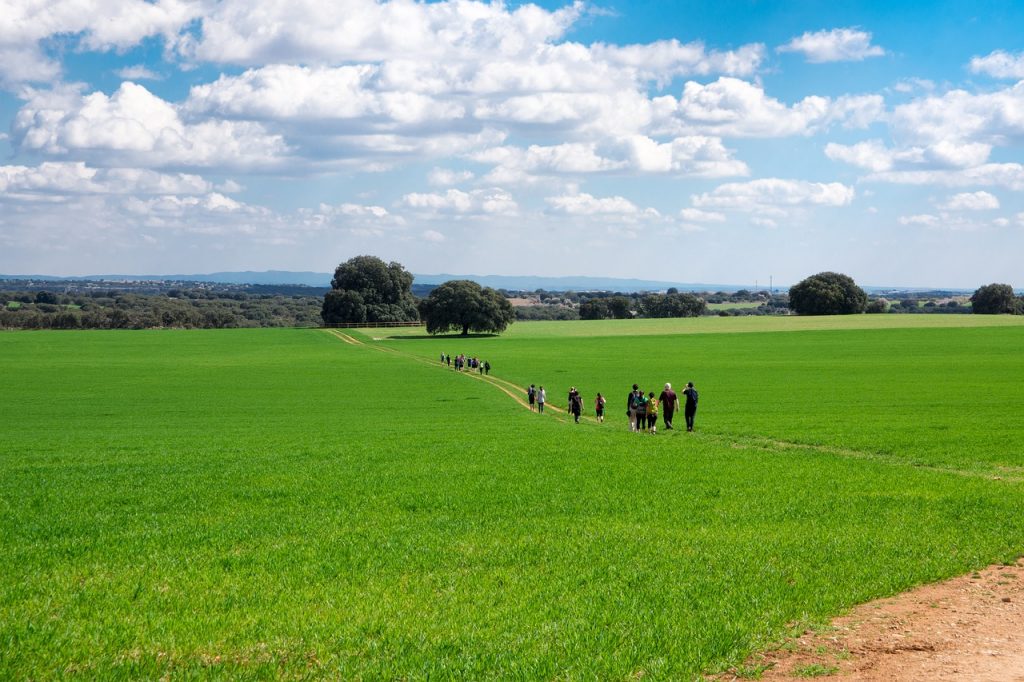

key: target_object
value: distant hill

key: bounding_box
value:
[0,271,977,294]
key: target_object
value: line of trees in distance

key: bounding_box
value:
[0,288,322,330]
[788,272,1022,315]
[4,263,1019,331]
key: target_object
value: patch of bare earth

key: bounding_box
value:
[719,558,1024,681]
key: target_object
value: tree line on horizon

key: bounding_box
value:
[2,259,1020,331]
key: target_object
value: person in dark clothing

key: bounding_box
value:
[633,391,647,434]
[658,383,678,430]
[568,387,583,423]
[626,384,642,431]
[527,384,537,411]
[483,361,490,375]
[683,381,699,432]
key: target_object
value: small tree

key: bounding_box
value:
[788,272,867,315]
[419,280,515,335]
[579,299,609,320]
[970,283,1017,314]
[606,296,633,319]
[865,298,889,314]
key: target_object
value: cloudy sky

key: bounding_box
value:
[1,0,1023,287]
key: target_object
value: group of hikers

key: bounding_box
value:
[528,382,699,432]
[625,382,699,433]
[442,353,490,375]
[438,353,699,432]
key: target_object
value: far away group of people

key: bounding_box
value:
[528,381,698,432]
[438,352,699,433]
[441,353,490,375]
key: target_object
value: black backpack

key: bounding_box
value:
[688,389,699,405]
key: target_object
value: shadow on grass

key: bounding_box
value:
[387,333,500,340]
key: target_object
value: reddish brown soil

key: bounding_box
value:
[720,559,1024,681]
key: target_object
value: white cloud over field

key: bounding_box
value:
[777,28,885,63]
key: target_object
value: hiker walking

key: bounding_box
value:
[683,381,699,432]
[626,384,642,431]
[568,387,583,423]
[633,390,648,433]
[446,354,451,367]
[483,360,490,375]
[646,391,658,434]
[658,383,678,430]
[594,392,606,422]
[537,386,546,413]
[527,384,537,411]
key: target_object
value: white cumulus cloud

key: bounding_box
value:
[969,50,1024,79]
[546,192,642,216]
[402,188,517,215]
[937,191,1000,211]
[0,161,212,196]
[0,0,198,86]
[13,83,288,169]
[777,27,885,63]
[657,78,883,138]
[691,179,855,210]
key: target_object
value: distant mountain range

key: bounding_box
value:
[0,271,974,294]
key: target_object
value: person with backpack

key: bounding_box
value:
[658,383,678,430]
[626,384,642,431]
[483,360,490,375]
[568,387,583,423]
[633,390,647,433]
[646,391,659,433]
[683,381,699,432]
[594,392,606,422]
[527,384,537,411]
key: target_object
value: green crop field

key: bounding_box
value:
[2,317,1024,679]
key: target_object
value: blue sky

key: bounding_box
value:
[1,0,1023,287]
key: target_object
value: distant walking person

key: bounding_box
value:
[658,383,678,430]
[627,384,642,431]
[683,382,699,432]
[446,354,451,367]
[483,360,490,375]
[568,387,582,423]
[527,384,537,411]
[646,391,658,433]
[633,391,647,434]
[594,393,606,422]
[440,352,445,364]
[537,386,546,413]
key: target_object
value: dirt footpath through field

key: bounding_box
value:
[722,559,1024,681]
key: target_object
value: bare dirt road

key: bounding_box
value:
[722,559,1024,681]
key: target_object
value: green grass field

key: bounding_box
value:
[2,317,1023,679]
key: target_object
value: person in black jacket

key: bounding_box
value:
[682,382,699,432]
[626,384,642,431]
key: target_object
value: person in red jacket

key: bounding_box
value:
[658,383,678,430]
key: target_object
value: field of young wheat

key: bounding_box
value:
[2,317,1022,679]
